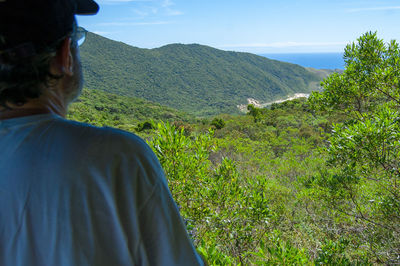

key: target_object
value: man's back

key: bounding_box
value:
[0,114,203,266]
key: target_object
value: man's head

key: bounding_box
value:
[0,0,98,111]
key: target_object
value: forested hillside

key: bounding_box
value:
[69,32,400,264]
[80,32,322,116]
[68,88,192,132]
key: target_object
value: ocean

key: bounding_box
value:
[260,53,344,70]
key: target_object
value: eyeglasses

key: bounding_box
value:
[75,27,88,46]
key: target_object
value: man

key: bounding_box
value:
[0,0,204,265]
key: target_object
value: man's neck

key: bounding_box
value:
[0,93,68,120]
[0,107,52,120]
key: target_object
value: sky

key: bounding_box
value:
[77,0,400,54]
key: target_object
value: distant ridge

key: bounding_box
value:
[80,32,323,116]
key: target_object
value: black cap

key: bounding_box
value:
[0,0,99,61]
[76,0,100,15]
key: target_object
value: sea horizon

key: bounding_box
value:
[260,52,345,70]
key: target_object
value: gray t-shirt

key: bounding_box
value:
[0,114,203,266]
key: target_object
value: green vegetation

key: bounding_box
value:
[308,31,400,263]
[67,88,191,131]
[68,32,400,264]
[211,118,226,129]
[80,32,323,116]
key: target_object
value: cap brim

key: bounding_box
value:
[76,0,99,15]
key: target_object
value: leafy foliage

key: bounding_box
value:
[145,105,334,264]
[68,92,371,264]
[67,88,191,132]
[211,118,225,129]
[315,239,353,265]
[251,231,310,265]
[247,104,263,123]
[136,121,155,132]
[309,32,400,263]
[66,31,400,264]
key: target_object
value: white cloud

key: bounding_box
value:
[165,8,183,16]
[119,0,182,17]
[161,0,183,15]
[133,9,150,16]
[96,0,152,4]
[132,7,158,17]
[346,6,400,12]
[97,21,171,26]
[92,31,114,35]
[162,0,173,8]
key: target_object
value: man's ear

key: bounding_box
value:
[52,37,74,76]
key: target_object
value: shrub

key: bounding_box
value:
[211,118,226,129]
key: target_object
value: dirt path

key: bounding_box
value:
[237,93,310,112]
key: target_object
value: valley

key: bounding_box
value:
[67,32,400,264]
[80,32,325,116]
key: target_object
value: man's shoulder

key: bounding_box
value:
[54,117,152,156]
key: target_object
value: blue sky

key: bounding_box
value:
[77,0,400,54]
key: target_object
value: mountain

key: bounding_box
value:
[80,32,323,116]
